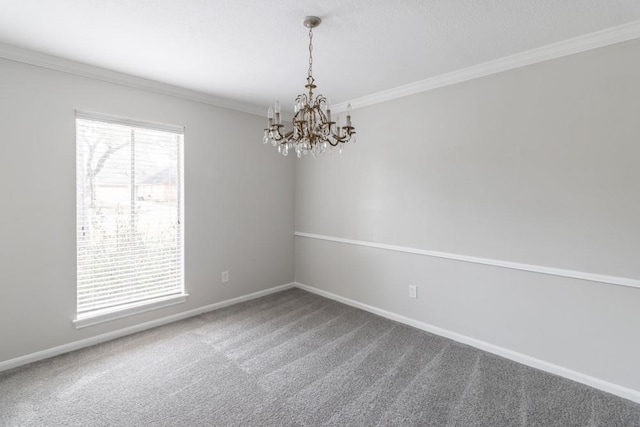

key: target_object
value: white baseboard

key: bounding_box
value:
[0,283,295,373]
[294,282,640,404]
[4,281,638,404]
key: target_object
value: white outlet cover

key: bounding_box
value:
[409,285,417,299]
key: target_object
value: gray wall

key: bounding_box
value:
[295,39,640,392]
[0,58,295,363]
[2,36,640,396]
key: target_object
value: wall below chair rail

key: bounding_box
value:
[295,236,640,401]
[0,58,295,364]
[295,39,640,394]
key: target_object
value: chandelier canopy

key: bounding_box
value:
[263,16,356,157]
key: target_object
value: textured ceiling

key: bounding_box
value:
[1,0,640,113]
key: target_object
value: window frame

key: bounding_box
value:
[74,111,187,328]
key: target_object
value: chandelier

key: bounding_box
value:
[263,16,356,157]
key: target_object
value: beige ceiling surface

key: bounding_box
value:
[1,0,640,112]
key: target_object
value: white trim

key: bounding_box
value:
[73,294,190,329]
[0,283,294,372]
[0,42,266,117]
[3,21,640,116]
[75,110,184,134]
[332,19,640,112]
[294,282,640,404]
[295,232,640,290]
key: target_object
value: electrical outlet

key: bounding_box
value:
[409,285,417,299]
[221,271,230,283]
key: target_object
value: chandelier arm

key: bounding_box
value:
[330,129,352,144]
[271,125,286,141]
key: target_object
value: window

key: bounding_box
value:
[75,112,185,326]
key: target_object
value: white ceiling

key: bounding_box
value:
[2,0,640,113]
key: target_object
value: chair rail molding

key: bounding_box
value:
[294,232,640,290]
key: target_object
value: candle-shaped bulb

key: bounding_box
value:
[267,106,274,127]
[274,100,281,124]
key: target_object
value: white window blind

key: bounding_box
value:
[76,113,184,317]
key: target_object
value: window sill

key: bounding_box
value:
[73,294,189,329]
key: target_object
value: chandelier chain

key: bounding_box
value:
[308,28,313,79]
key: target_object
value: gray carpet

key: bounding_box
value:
[1,288,639,426]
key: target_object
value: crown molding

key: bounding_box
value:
[3,19,640,116]
[332,19,640,112]
[0,42,266,117]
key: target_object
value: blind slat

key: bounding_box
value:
[78,281,182,300]
[77,253,181,268]
[78,282,182,304]
[78,268,182,289]
[78,290,183,313]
